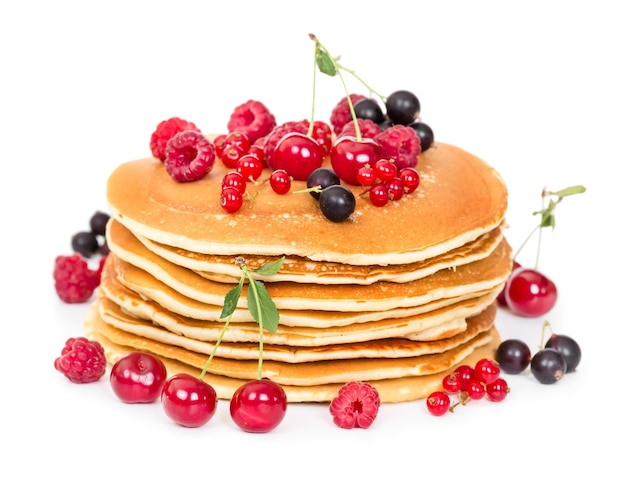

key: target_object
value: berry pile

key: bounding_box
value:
[497,321,581,384]
[426,358,510,416]
[356,159,420,206]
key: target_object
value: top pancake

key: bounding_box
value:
[107,142,508,266]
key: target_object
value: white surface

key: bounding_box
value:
[1,1,623,484]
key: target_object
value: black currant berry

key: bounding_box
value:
[318,185,355,222]
[545,334,581,373]
[71,231,100,258]
[90,210,110,236]
[530,348,567,384]
[307,168,340,200]
[354,98,386,124]
[496,339,531,374]
[385,90,420,125]
[409,121,434,151]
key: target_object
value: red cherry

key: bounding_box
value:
[161,373,218,428]
[229,379,287,433]
[330,135,380,185]
[109,352,167,404]
[504,266,557,317]
[271,133,324,181]
[497,260,522,306]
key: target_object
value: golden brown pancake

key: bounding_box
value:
[107,142,507,266]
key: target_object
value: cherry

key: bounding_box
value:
[161,373,218,427]
[504,267,557,317]
[473,358,500,385]
[485,378,510,402]
[269,169,292,195]
[496,338,531,374]
[426,391,451,416]
[330,135,380,185]
[109,352,167,404]
[497,260,522,306]
[229,379,288,433]
[271,132,324,181]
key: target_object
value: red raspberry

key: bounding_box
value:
[338,118,382,139]
[53,254,99,303]
[329,94,366,135]
[150,117,200,161]
[227,100,277,144]
[54,337,107,384]
[374,124,422,170]
[164,130,216,182]
[263,120,309,170]
[329,381,380,429]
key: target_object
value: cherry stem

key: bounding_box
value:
[308,41,318,138]
[245,269,265,379]
[292,185,322,195]
[538,320,553,351]
[334,61,386,101]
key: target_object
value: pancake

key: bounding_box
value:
[107,142,507,266]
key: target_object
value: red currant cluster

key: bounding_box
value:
[356,159,420,206]
[426,358,509,416]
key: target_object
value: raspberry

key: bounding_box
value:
[329,381,380,429]
[374,124,422,170]
[150,117,201,161]
[263,120,309,170]
[329,94,366,135]
[227,100,277,144]
[338,118,382,139]
[54,337,107,384]
[164,130,216,182]
[53,254,99,303]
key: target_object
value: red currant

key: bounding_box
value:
[221,144,246,169]
[330,135,380,185]
[465,379,485,400]
[442,372,462,394]
[369,183,389,207]
[271,133,324,181]
[229,379,288,433]
[161,373,218,428]
[269,169,292,194]
[387,178,404,201]
[236,154,263,181]
[374,158,397,182]
[213,134,227,158]
[426,391,451,416]
[224,131,250,153]
[454,364,476,391]
[312,120,333,154]
[504,267,557,317]
[473,358,500,385]
[357,165,377,186]
[222,171,247,194]
[485,378,510,402]
[399,167,420,193]
[220,186,244,213]
[110,352,167,404]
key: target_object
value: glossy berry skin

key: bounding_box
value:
[330,135,380,185]
[369,183,389,207]
[465,379,486,400]
[408,121,434,151]
[426,391,451,416]
[442,372,462,394]
[473,358,500,385]
[398,167,420,194]
[318,185,356,222]
[272,133,324,181]
[385,90,420,125]
[497,261,522,306]
[307,168,340,200]
[230,379,287,433]
[71,231,100,258]
[454,364,476,391]
[545,334,581,373]
[486,378,510,402]
[89,211,110,236]
[354,98,386,124]
[110,352,167,404]
[504,267,557,317]
[531,349,567,384]
[269,169,291,194]
[161,373,218,427]
[220,187,244,213]
[496,339,531,374]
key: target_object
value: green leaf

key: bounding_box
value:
[253,257,285,276]
[247,279,280,333]
[315,46,336,76]
[220,283,242,319]
[548,185,587,199]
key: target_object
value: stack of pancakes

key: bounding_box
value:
[85,141,512,403]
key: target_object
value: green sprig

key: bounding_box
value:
[513,185,586,267]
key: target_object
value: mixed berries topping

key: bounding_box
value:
[54,337,107,384]
[329,381,381,429]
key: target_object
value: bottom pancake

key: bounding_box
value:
[85,301,500,403]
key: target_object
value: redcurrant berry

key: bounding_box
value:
[269,169,291,195]
[220,187,244,213]
[387,178,404,201]
[399,167,420,193]
[426,391,451,416]
[222,171,247,194]
[374,158,397,182]
[369,183,389,207]
[236,154,263,181]
[357,165,377,186]
[485,378,510,402]
[473,358,500,385]
[442,372,462,394]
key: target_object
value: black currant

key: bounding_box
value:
[409,121,434,151]
[530,348,567,384]
[307,168,340,200]
[545,334,581,373]
[318,185,355,222]
[385,90,420,125]
[496,339,531,374]
[90,210,110,236]
[71,231,100,258]
[354,98,386,124]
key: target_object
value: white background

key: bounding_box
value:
[1,1,623,484]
